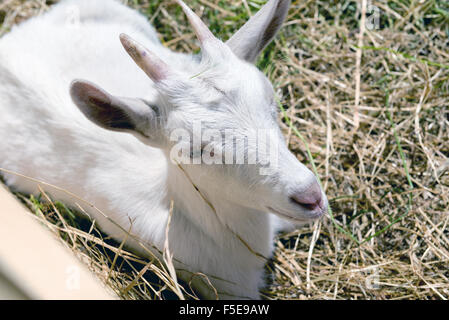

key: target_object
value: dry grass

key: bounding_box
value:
[0,0,448,300]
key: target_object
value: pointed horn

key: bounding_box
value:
[175,0,218,47]
[120,33,170,82]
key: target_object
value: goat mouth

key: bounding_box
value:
[267,206,323,223]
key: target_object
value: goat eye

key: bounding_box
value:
[197,142,217,159]
[200,143,213,157]
[190,147,202,159]
[142,100,160,115]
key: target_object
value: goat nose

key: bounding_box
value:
[289,181,323,211]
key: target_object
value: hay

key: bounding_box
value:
[0,0,448,300]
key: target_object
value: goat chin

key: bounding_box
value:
[0,0,324,300]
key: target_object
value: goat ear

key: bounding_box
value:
[226,0,290,63]
[70,80,156,136]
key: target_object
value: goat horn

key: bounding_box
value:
[120,33,170,82]
[176,0,219,47]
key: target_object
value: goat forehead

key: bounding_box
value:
[232,80,276,120]
[202,60,270,92]
[212,72,274,111]
[168,62,277,130]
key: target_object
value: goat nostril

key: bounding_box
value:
[300,201,319,211]
[289,196,321,211]
[289,182,323,211]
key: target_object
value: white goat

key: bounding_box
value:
[0,0,327,299]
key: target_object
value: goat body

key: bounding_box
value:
[0,0,326,299]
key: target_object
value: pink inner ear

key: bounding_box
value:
[70,80,137,131]
[71,80,111,107]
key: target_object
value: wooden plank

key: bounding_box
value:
[0,184,116,300]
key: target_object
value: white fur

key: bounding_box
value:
[0,0,326,299]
